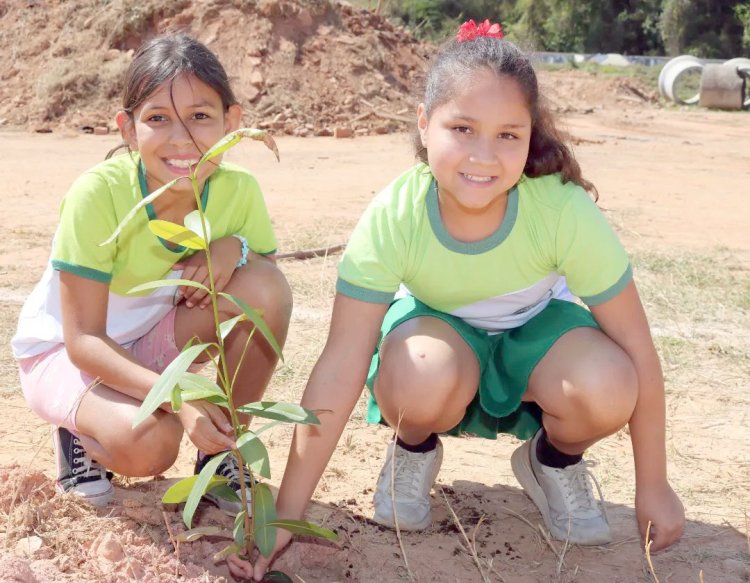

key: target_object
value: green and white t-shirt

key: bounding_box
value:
[12,153,277,358]
[337,163,631,332]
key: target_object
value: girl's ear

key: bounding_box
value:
[416,103,428,147]
[224,104,242,133]
[115,111,137,149]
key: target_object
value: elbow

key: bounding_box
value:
[63,331,100,371]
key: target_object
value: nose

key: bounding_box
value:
[468,137,498,165]
[169,118,193,146]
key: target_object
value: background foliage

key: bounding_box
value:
[384,0,750,58]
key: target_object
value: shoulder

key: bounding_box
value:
[518,173,587,210]
[63,154,138,207]
[367,162,433,220]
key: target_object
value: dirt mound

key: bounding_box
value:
[0,0,429,136]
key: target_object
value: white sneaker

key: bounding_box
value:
[53,427,114,507]
[195,451,252,515]
[372,438,443,531]
[511,430,611,545]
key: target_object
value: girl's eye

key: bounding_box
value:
[453,126,471,134]
[193,112,210,120]
[499,132,518,140]
[147,114,167,123]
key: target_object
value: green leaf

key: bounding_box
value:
[219,293,284,362]
[261,519,338,542]
[219,314,247,340]
[170,384,183,412]
[174,526,231,543]
[100,177,181,246]
[233,510,246,546]
[162,475,228,504]
[213,543,244,563]
[236,431,271,479]
[252,483,277,558]
[128,278,209,295]
[184,210,211,243]
[236,402,320,425]
[178,372,227,404]
[132,342,213,428]
[184,451,229,528]
[197,128,279,175]
[209,483,240,504]
[149,220,207,250]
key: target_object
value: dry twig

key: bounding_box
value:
[277,244,345,261]
[644,521,659,583]
[162,510,181,574]
[391,409,415,582]
[440,487,491,583]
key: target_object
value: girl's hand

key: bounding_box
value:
[635,482,685,552]
[176,236,242,309]
[226,530,293,581]
[176,400,236,454]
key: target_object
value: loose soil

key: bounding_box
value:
[0,1,749,582]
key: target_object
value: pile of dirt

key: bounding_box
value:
[0,0,430,136]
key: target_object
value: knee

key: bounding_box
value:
[113,415,183,477]
[223,261,293,327]
[376,335,472,426]
[569,352,638,433]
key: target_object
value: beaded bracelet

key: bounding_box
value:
[232,234,249,268]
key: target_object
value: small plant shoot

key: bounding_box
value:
[101,128,337,566]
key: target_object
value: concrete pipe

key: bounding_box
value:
[724,58,750,107]
[658,55,703,104]
[699,64,744,110]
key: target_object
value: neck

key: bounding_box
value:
[437,189,509,243]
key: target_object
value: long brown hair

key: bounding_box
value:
[415,36,598,199]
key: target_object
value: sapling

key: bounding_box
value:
[101,129,337,568]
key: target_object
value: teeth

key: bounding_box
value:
[167,159,198,169]
[463,174,493,183]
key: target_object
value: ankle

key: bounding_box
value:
[396,433,438,453]
[535,428,583,469]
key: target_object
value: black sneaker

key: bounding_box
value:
[195,451,253,515]
[53,427,114,507]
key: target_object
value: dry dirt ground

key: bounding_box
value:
[0,92,749,581]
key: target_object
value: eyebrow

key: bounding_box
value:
[141,100,220,111]
[453,115,529,129]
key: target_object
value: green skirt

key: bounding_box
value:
[366,296,598,440]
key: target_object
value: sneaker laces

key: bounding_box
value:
[70,437,106,483]
[390,448,432,500]
[215,454,252,492]
[552,460,608,521]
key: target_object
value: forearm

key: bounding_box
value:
[274,353,368,520]
[66,333,161,402]
[628,352,668,488]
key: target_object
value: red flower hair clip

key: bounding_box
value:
[456,19,504,42]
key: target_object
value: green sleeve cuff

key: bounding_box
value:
[336,277,395,304]
[52,260,112,283]
[580,264,632,306]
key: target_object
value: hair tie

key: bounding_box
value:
[456,19,504,42]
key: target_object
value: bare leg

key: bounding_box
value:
[524,326,639,453]
[373,316,479,444]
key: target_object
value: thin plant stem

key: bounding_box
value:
[189,172,254,557]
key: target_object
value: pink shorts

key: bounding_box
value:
[17,308,206,432]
